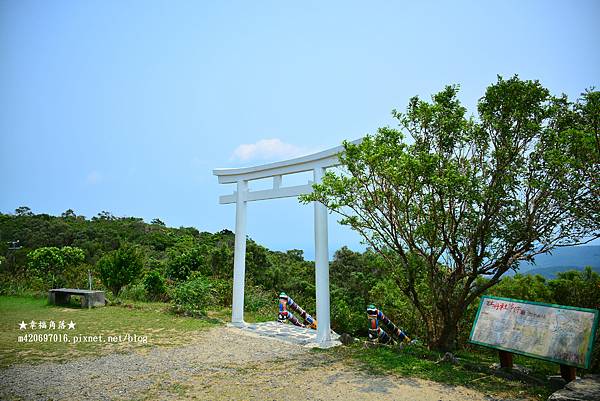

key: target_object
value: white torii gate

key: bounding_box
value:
[213,142,354,347]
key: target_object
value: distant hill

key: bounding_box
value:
[516,265,600,279]
[510,245,600,278]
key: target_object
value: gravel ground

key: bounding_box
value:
[0,326,495,401]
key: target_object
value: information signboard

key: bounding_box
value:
[469,296,599,369]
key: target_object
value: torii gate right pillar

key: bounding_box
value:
[313,167,331,344]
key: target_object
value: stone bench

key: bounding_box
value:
[48,288,106,308]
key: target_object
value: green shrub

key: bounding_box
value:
[209,277,232,306]
[119,282,148,302]
[244,284,274,312]
[167,246,210,281]
[27,246,86,289]
[488,274,552,302]
[331,298,366,335]
[0,272,45,296]
[144,270,167,301]
[63,263,93,289]
[171,273,214,316]
[97,244,143,297]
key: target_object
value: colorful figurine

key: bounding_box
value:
[367,304,410,344]
[278,292,317,329]
[281,310,305,327]
[278,293,305,327]
[278,292,289,323]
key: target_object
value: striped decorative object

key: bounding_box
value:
[278,292,317,329]
[367,304,410,344]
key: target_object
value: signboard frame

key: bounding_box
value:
[469,295,599,369]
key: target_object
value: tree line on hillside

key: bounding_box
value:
[0,209,313,303]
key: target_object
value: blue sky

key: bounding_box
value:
[1,1,599,258]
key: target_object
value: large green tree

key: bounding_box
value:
[97,244,143,296]
[27,246,85,288]
[301,76,600,350]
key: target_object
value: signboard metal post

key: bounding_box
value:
[560,365,577,382]
[498,350,513,369]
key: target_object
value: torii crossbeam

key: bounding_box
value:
[213,141,358,347]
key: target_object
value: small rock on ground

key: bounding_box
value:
[547,374,600,401]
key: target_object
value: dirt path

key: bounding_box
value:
[0,326,495,401]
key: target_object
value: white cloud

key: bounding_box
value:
[86,170,103,184]
[231,138,311,162]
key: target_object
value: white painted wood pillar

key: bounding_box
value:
[232,180,248,324]
[313,167,331,345]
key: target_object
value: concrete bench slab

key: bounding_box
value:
[48,288,106,308]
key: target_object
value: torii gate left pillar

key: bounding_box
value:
[231,179,248,324]
[214,142,358,347]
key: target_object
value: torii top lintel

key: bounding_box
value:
[213,139,361,205]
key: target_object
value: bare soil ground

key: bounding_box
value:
[0,326,495,401]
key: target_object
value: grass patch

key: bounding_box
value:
[0,295,220,368]
[328,342,559,400]
[205,306,275,324]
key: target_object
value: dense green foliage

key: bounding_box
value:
[301,77,600,350]
[171,272,215,316]
[97,244,144,297]
[0,210,314,314]
[143,270,168,301]
[27,246,86,289]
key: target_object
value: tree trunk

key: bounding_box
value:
[428,309,461,352]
